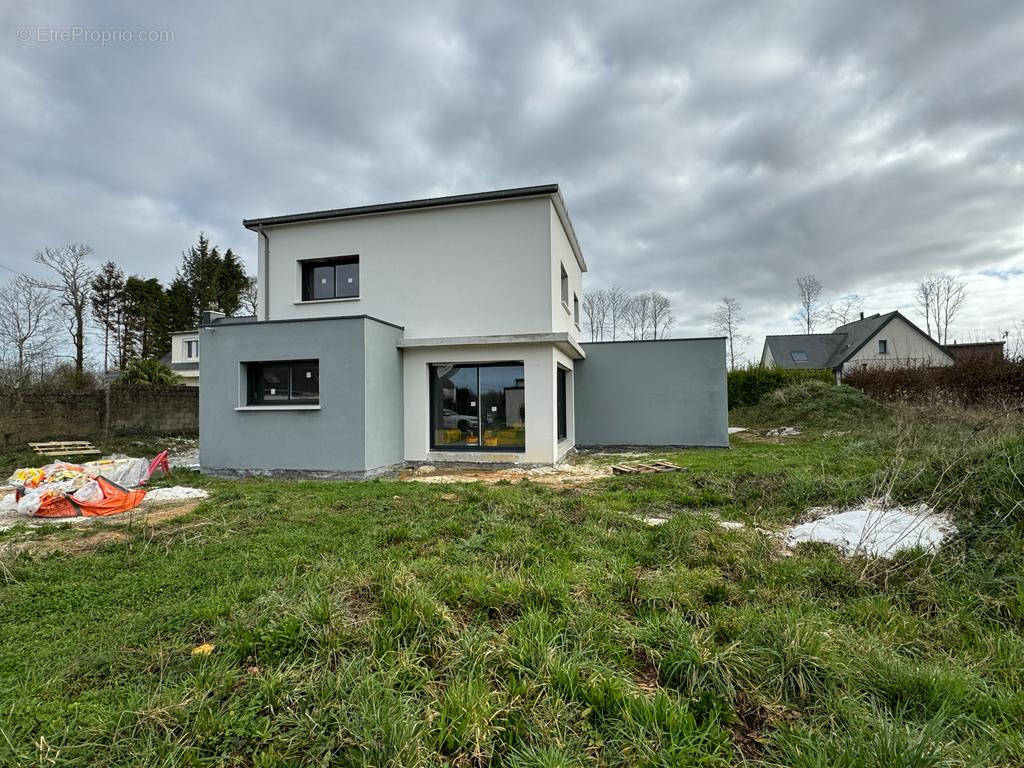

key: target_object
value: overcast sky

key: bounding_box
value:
[2,1,1022,363]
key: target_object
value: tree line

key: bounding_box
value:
[581,285,674,342]
[0,234,255,386]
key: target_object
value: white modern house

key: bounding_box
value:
[199,185,727,476]
[166,329,201,386]
[762,311,954,379]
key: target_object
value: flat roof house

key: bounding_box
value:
[200,185,727,476]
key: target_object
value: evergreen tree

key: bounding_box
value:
[174,233,251,324]
[122,277,169,360]
[90,261,125,371]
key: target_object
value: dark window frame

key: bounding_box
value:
[429,361,526,452]
[560,264,569,309]
[185,339,199,359]
[300,255,360,302]
[573,292,580,328]
[878,339,888,354]
[246,359,320,405]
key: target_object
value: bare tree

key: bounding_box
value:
[935,273,967,345]
[709,297,751,369]
[649,291,674,339]
[0,274,58,380]
[795,274,823,334]
[582,288,608,341]
[605,284,629,341]
[823,293,865,328]
[35,244,95,372]
[914,272,967,344]
[242,275,259,317]
[623,292,651,340]
[1001,321,1024,361]
[913,274,938,338]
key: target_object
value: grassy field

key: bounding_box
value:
[1,383,1022,767]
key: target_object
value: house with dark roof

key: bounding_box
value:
[761,311,954,379]
[198,185,728,477]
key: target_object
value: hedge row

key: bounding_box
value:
[843,358,1024,407]
[727,367,834,409]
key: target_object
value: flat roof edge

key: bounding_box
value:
[197,314,405,331]
[243,185,561,230]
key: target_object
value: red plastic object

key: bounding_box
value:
[144,451,170,485]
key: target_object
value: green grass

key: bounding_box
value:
[1,391,1022,766]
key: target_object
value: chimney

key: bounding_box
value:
[859,311,864,320]
[200,310,225,326]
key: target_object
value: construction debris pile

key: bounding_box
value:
[4,456,158,519]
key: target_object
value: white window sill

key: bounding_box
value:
[294,297,360,305]
[235,405,321,411]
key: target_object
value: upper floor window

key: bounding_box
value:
[185,339,199,359]
[573,292,580,328]
[878,339,888,354]
[247,360,319,405]
[560,264,569,308]
[301,255,359,301]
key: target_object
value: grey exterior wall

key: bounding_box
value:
[199,316,404,474]
[575,338,728,447]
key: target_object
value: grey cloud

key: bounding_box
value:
[1,0,1022,366]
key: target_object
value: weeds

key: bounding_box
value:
[0,389,1022,765]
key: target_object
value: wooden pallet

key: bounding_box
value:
[29,440,101,458]
[611,460,682,475]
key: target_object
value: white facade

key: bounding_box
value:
[169,330,200,386]
[248,188,586,464]
[256,196,585,343]
[839,316,953,375]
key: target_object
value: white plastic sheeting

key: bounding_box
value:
[787,500,955,558]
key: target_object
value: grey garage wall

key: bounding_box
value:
[199,316,404,475]
[574,338,728,447]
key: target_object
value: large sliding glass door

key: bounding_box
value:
[430,362,525,451]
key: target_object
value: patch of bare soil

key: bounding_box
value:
[0,500,202,557]
[401,461,612,486]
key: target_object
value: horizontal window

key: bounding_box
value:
[246,360,319,405]
[429,362,525,451]
[301,255,359,301]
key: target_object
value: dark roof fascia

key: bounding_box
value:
[242,184,587,272]
[243,185,557,229]
[581,336,726,346]
[197,314,405,332]
[946,341,1005,349]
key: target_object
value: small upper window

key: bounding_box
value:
[247,360,319,405]
[791,351,808,362]
[573,292,580,328]
[301,256,359,301]
[185,339,199,359]
[560,264,569,308]
[878,339,888,354]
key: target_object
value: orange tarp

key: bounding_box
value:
[33,476,147,519]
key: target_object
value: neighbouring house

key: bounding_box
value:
[761,311,954,380]
[199,185,728,476]
[945,340,1005,363]
[164,311,255,387]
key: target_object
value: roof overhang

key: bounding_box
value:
[397,332,585,360]
[242,184,587,273]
